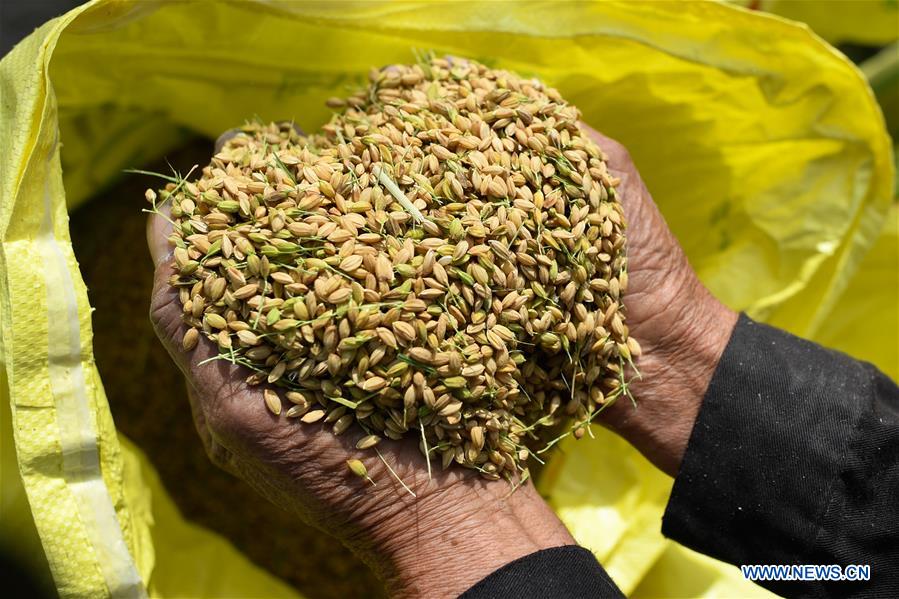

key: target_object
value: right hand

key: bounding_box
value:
[580,125,738,476]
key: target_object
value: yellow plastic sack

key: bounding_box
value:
[0,1,893,597]
[757,0,899,45]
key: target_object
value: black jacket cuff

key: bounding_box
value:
[460,546,623,598]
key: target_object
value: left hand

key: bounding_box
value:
[146,132,576,598]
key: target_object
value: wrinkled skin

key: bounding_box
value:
[147,124,736,597]
[580,128,738,475]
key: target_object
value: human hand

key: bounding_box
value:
[146,134,575,599]
[580,125,739,476]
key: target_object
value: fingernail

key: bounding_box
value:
[214,129,240,154]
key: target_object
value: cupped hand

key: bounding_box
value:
[146,134,574,599]
[579,125,738,476]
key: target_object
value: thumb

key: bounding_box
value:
[145,199,210,374]
[147,209,174,267]
[146,202,193,371]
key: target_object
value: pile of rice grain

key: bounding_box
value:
[149,57,638,481]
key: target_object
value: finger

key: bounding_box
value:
[146,200,211,374]
[146,202,199,371]
[577,122,685,296]
[146,204,226,450]
[578,122,636,174]
[578,122,644,218]
[214,129,241,154]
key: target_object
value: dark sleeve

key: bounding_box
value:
[460,546,624,598]
[663,314,899,598]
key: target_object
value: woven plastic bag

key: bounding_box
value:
[751,0,899,45]
[0,1,893,597]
